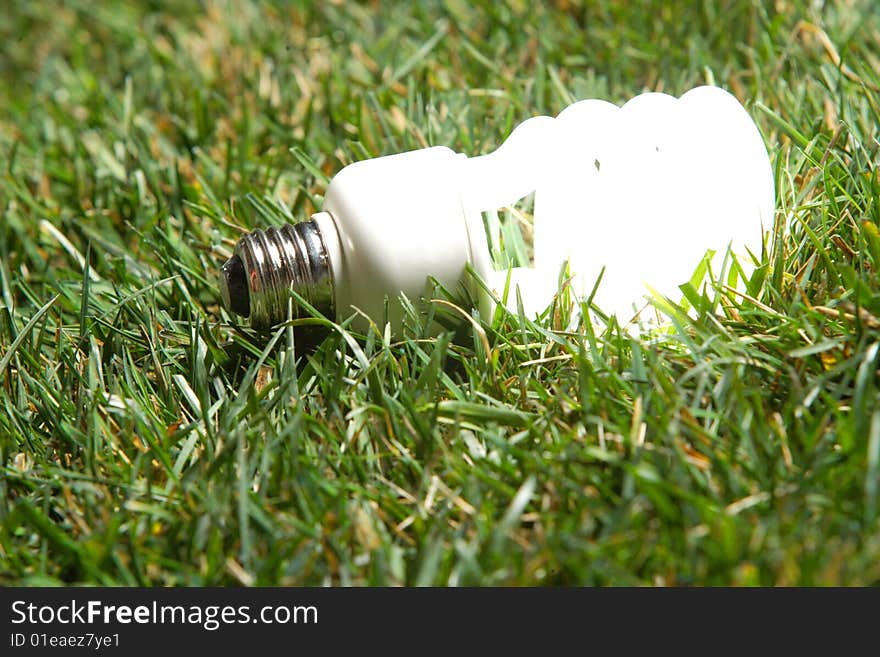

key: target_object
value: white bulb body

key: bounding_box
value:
[311,85,774,332]
[313,146,493,332]
[531,86,775,321]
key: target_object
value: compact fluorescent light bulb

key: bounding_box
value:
[219,85,774,332]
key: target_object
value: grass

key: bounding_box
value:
[1,0,880,586]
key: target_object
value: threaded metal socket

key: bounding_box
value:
[219,221,335,330]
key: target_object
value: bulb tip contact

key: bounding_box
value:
[220,254,251,317]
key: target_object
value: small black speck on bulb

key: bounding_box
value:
[220,254,250,317]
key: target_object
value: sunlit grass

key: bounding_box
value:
[1,1,880,585]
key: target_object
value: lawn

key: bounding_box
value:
[1,0,879,585]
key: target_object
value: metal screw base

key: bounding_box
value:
[220,221,335,330]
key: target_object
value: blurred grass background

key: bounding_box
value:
[1,0,880,585]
